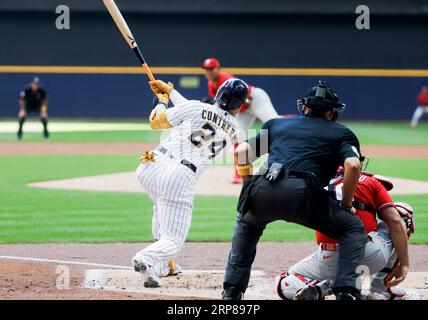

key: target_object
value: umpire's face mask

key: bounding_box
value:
[330,106,346,122]
[331,110,339,122]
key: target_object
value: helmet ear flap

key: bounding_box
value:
[331,110,338,122]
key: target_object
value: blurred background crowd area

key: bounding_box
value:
[0,0,427,120]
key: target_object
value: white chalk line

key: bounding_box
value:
[0,254,263,274]
[0,255,132,269]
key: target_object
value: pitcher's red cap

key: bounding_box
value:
[202,58,221,69]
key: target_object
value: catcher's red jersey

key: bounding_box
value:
[316,174,395,244]
[207,72,252,111]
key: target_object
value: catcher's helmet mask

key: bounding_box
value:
[297,81,346,121]
[395,202,415,237]
[215,78,249,111]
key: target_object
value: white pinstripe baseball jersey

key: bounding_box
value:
[160,90,239,173]
[132,89,239,279]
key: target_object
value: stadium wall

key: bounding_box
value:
[1,69,426,120]
[0,10,427,120]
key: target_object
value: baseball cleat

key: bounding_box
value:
[294,285,321,300]
[335,291,368,300]
[133,260,162,288]
[168,259,182,276]
[367,286,421,300]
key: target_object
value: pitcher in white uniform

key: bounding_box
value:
[202,57,279,183]
[132,78,248,288]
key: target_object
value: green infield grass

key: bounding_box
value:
[0,154,427,244]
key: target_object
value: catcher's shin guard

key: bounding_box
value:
[293,279,333,300]
[276,272,309,300]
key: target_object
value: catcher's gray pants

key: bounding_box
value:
[289,221,394,290]
[224,176,367,293]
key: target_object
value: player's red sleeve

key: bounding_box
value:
[208,73,235,98]
[207,80,215,98]
[208,72,253,101]
[417,93,428,105]
[372,179,395,212]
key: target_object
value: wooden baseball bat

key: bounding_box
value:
[103,0,155,81]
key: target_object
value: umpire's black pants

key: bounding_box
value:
[223,175,367,293]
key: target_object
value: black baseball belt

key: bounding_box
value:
[155,146,197,173]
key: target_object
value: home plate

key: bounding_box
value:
[83,269,278,299]
[84,269,427,299]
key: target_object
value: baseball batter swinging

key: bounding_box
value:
[132,78,248,287]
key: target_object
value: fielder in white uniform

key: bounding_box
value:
[132,78,248,287]
[236,86,279,134]
[276,170,416,300]
[201,57,279,183]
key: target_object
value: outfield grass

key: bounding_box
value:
[1,121,427,145]
[346,122,428,146]
[0,155,427,244]
[0,130,161,142]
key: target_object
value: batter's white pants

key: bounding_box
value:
[236,87,279,140]
[410,105,428,128]
[288,221,394,289]
[133,156,196,276]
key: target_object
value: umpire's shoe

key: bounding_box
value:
[222,286,244,300]
[334,286,368,300]
[335,291,368,300]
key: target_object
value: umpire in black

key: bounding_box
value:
[17,77,49,140]
[223,81,367,300]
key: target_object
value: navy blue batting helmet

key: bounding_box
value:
[214,78,248,111]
